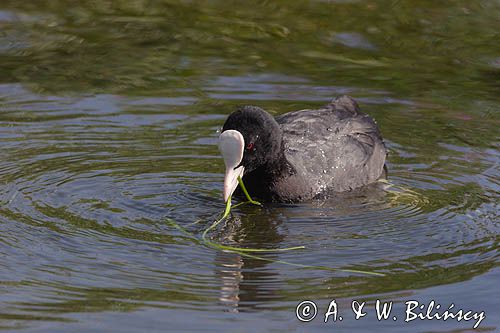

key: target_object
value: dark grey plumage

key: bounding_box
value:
[222,95,387,202]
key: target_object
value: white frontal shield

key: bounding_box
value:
[219,130,245,202]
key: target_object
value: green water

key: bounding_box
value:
[0,1,498,332]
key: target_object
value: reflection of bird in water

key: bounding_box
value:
[212,211,286,312]
[215,251,243,313]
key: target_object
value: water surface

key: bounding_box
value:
[0,1,499,332]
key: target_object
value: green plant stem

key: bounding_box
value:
[235,251,385,276]
[237,176,261,206]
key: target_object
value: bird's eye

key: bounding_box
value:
[246,142,255,151]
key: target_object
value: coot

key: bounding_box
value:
[219,95,387,203]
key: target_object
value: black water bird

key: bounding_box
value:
[219,96,387,203]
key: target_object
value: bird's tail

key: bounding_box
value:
[327,95,360,114]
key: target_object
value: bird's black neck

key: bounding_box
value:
[239,148,293,201]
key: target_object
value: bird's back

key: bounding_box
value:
[274,96,386,200]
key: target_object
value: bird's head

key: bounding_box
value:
[218,106,282,202]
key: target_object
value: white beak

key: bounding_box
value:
[219,130,245,202]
